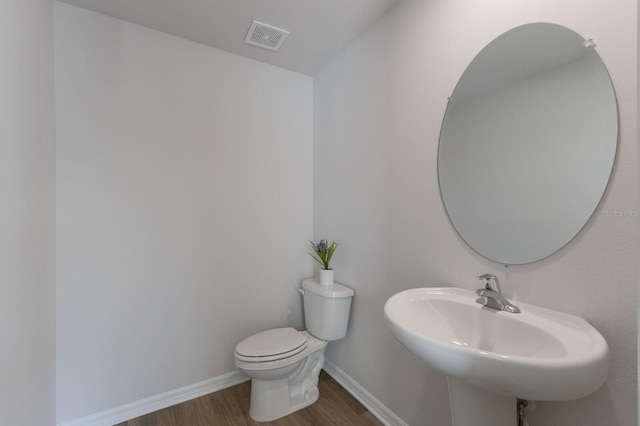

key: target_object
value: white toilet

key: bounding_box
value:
[234,278,354,422]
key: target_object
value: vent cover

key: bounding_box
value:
[244,20,290,51]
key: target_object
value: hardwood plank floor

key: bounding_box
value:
[115,370,383,425]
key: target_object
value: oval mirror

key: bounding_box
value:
[438,23,618,265]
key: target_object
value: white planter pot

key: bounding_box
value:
[319,269,334,286]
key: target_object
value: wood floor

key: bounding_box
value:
[115,370,383,425]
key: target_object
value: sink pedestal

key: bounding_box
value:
[448,377,516,426]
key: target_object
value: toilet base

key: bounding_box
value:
[248,349,325,422]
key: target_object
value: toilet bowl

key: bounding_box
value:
[235,328,327,421]
[234,279,354,422]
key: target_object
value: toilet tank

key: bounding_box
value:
[301,278,354,341]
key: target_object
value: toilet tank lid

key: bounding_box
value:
[302,278,354,298]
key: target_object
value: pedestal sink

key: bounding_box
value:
[384,287,608,425]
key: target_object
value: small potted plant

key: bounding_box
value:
[308,239,338,285]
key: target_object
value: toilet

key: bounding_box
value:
[234,278,354,422]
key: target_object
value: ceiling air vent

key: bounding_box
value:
[244,20,290,52]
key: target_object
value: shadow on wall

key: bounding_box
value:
[286,282,305,330]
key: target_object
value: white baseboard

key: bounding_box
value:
[57,370,249,426]
[323,360,408,426]
[59,361,404,426]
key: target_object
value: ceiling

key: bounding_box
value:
[57,0,403,76]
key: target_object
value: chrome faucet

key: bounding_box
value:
[475,274,521,313]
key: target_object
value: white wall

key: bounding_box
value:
[314,0,637,425]
[55,3,313,422]
[0,0,56,425]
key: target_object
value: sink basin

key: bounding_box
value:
[384,287,608,401]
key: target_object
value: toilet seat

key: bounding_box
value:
[235,327,307,363]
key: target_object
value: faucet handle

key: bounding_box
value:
[477,273,497,281]
[477,274,501,292]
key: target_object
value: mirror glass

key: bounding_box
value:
[438,23,618,265]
